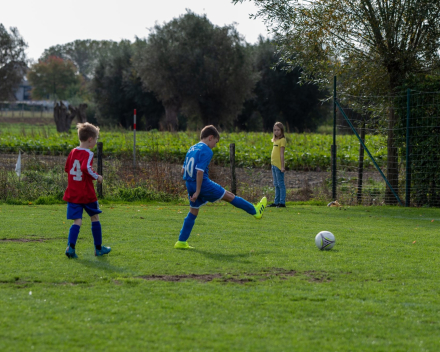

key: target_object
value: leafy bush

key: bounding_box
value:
[0,131,387,170]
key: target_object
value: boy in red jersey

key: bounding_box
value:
[63,122,111,258]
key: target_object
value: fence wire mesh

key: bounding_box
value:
[336,89,440,206]
[2,87,440,208]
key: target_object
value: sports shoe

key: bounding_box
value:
[174,241,194,249]
[277,204,286,208]
[65,246,78,259]
[267,203,278,208]
[95,246,111,256]
[254,196,267,220]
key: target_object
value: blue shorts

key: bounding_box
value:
[186,179,226,209]
[67,202,102,220]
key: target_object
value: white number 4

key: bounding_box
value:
[70,160,83,181]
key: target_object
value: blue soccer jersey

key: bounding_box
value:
[182,142,213,182]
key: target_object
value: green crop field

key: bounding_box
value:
[0,124,387,170]
[0,203,439,351]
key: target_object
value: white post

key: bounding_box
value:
[133,109,136,168]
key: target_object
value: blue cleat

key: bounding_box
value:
[65,246,78,259]
[95,246,111,256]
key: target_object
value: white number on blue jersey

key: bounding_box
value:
[185,157,195,178]
[70,159,83,181]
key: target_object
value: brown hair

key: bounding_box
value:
[77,122,100,142]
[272,122,285,141]
[200,125,220,140]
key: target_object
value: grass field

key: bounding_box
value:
[1,203,439,351]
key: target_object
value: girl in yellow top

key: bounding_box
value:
[268,122,286,208]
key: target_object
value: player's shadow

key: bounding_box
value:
[194,249,272,264]
[77,258,127,274]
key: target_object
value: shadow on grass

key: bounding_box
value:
[76,257,127,274]
[194,249,272,263]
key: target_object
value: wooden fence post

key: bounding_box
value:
[97,142,103,198]
[230,143,236,195]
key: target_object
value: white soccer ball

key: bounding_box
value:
[315,231,336,250]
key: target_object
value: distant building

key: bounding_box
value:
[14,77,32,101]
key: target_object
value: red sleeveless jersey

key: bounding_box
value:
[63,148,99,204]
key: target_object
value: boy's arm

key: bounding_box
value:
[190,170,204,202]
[280,147,285,172]
[81,153,100,181]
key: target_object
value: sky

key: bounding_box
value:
[2,0,269,62]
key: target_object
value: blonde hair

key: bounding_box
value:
[77,122,100,142]
[272,122,285,142]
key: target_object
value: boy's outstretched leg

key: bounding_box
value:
[66,221,81,258]
[223,191,267,219]
[175,209,198,249]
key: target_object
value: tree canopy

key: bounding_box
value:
[41,40,118,80]
[235,0,440,94]
[92,40,164,129]
[0,24,27,100]
[27,56,82,101]
[133,11,259,130]
[237,37,329,132]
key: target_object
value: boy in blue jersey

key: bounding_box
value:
[175,125,267,249]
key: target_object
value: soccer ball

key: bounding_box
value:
[315,231,336,250]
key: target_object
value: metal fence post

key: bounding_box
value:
[133,109,137,169]
[332,76,337,200]
[357,121,366,204]
[405,89,411,207]
[230,143,236,195]
[97,142,103,198]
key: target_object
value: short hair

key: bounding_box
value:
[200,125,220,140]
[77,122,100,142]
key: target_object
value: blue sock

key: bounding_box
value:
[230,196,256,215]
[68,224,80,247]
[178,212,197,242]
[91,221,102,249]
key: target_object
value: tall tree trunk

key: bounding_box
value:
[163,99,180,131]
[54,102,88,132]
[385,107,399,204]
[76,103,88,123]
[54,101,76,133]
[385,70,401,205]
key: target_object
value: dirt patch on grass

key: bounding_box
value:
[0,238,47,242]
[0,236,65,242]
[304,270,331,283]
[137,268,298,283]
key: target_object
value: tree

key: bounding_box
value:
[236,38,329,132]
[0,24,27,100]
[133,11,259,130]
[91,40,164,129]
[53,101,88,133]
[41,40,118,80]
[27,56,82,100]
[235,0,440,203]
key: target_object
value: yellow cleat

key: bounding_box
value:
[174,241,194,249]
[254,196,267,220]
